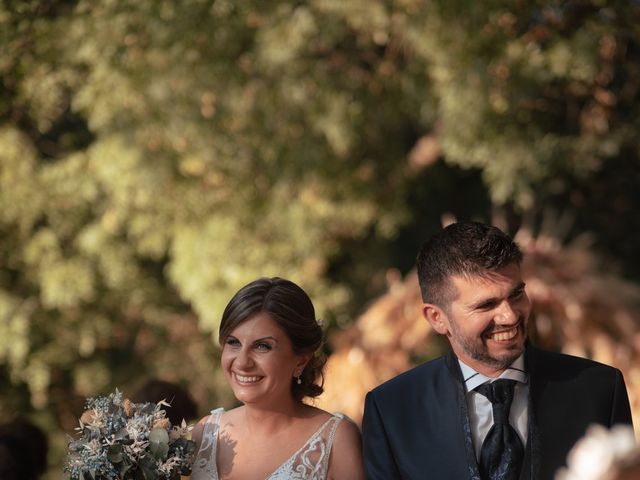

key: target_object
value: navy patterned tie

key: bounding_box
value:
[475,379,524,480]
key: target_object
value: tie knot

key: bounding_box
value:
[475,379,516,404]
[475,379,517,425]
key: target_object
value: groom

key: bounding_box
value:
[362,221,633,479]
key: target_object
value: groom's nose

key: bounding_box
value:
[495,302,518,324]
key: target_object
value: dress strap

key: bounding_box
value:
[318,413,345,475]
[208,407,224,422]
[190,408,224,480]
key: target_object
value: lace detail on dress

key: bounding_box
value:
[191,408,224,480]
[189,409,344,480]
[269,413,343,480]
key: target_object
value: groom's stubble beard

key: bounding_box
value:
[448,315,527,370]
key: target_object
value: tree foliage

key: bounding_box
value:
[1,0,640,474]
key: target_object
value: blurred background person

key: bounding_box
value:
[131,378,200,426]
[0,417,48,480]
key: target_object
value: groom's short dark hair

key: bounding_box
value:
[416,221,523,308]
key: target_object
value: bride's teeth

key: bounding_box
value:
[236,374,261,383]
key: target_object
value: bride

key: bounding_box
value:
[190,277,364,480]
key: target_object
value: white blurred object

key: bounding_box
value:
[556,424,638,480]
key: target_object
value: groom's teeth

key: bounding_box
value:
[489,328,517,341]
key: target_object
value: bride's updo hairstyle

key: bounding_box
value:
[218,277,326,402]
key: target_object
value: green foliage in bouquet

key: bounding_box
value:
[65,389,196,480]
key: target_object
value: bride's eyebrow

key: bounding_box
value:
[253,336,277,343]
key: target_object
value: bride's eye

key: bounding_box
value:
[225,337,241,347]
[255,342,273,352]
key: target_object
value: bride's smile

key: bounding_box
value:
[232,374,263,384]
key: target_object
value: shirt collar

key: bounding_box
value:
[458,354,528,392]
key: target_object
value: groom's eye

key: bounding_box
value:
[510,288,525,299]
[477,300,497,310]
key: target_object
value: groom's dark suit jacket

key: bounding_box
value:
[362,344,633,480]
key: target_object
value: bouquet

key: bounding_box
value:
[556,424,638,480]
[65,389,196,480]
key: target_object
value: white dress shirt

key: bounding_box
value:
[458,355,529,460]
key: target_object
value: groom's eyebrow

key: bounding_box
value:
[468,281,526,310]
[469,297,498,310]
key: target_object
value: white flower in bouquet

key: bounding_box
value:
[65,389,196,480]
[555,424,638,480]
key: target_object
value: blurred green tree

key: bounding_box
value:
[1,0,639,475]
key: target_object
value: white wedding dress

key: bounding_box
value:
[190,408,345,480]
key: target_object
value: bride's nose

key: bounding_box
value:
[234,347,254,369]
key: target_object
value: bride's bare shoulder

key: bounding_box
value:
[328,414,364,480]
[299,404,333,421]
[221,405,242,418]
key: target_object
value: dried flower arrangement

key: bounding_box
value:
[66,389,196,480]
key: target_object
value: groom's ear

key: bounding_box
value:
[422,303,449,335]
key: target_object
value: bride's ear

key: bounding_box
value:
[294,352,313,375]
[423,303,449,335]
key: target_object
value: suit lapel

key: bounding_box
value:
[522,344,541,480]
[445,351,482,480]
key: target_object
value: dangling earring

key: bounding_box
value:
[296,375,302,385]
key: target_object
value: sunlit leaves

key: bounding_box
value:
[2,5,640,475]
